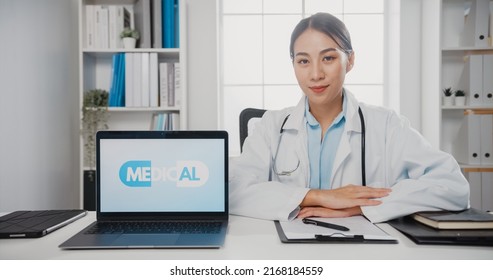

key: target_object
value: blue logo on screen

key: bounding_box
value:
[119,160,209,187]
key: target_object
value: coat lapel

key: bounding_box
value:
[331,90,363,187]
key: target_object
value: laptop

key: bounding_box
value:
[0,210,86,238]
[60,130,229,249]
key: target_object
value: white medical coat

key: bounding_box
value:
[229,91,469,223]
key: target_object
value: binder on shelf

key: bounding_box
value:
[453,112,481,165]
[459,55,483,106]
[151,0,162,48]
[483,54,493,105]
[464,171,482,210]
[158,62,177,107]
[109,53,120,107]
[95,5,109,49]
[133,53,143,107]
[134,0,152,48]
[149,53,159,107]
[167,62,175,107]
[118,54,126,106]
[460,0,490,47]
[85,5,95,48]
[141,52,150,107]
[163,0,178,48]
[480,114,493,165]
[174,62,181,107]
[170,112,180,130]
[108,6,131,49]
[482,172,493,211]
[464,168,493,212]
[159,62,170,107]
[124,52,134,107]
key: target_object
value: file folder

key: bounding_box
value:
[465,171,482,209]
[460,0,490,47]
[482,172,493,211]
[453,113,481,165]
[483,54,493,106]
[480,114,493,165]
[460,55,484,106]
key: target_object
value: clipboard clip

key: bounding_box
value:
[315,234,364,241]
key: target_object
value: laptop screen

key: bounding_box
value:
[96,131,227,214]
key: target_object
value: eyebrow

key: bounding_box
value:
[294,47,338,58]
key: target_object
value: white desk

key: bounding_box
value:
[1,212,492,260]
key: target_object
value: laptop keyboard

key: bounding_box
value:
[85,221,222,234]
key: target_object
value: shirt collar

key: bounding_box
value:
[304,93,347,128]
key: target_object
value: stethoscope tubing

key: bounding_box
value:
[273,106,366,186]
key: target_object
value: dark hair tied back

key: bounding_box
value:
[290,13,353,60]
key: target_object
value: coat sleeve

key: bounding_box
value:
[229,111,309,221]
[362,111,470,223]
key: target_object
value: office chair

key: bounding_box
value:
[239,108,266,152]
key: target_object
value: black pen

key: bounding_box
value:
[302,218,350,231]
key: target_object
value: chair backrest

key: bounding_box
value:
[239,108,266,152]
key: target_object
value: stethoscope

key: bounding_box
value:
[272,107,366,186]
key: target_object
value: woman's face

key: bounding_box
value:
[292,28,354,107]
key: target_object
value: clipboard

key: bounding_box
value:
[274,216,398,244]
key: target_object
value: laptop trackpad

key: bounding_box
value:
[113,234,180,247]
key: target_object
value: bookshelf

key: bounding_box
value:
[78,0,187,209]
[440,0,493,211]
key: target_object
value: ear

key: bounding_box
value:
[346,52,355,72]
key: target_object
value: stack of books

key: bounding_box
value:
[85,0,180,49]
[108,54,180,109]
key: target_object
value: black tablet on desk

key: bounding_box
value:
[388,216,493,246]
[0,210,87,238]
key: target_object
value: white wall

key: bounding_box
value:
[386,0,423,133]
[420,0,441,149]
[0,0,79,212]
[186,0,220,129]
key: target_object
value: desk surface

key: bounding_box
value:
[1,212,492,260]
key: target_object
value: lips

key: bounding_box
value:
[309,85,328,94]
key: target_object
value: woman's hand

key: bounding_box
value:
[297,185,391,219]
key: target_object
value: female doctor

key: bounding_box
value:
[229,12,469,223]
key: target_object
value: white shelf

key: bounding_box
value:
[442,105,493,110]
[82,48,180,52]
[78,0,188,208]
[460,164,493,169]
[82,48,180,59]
[108,106,180,112]
[442,46,493,52]
[439,0,493,211]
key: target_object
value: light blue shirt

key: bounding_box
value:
[305,96,347,189]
